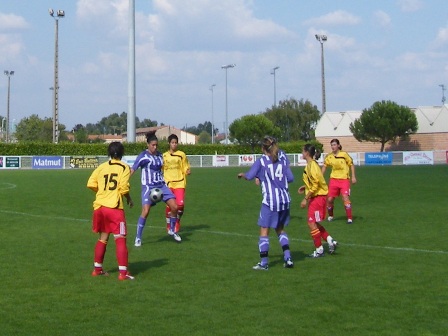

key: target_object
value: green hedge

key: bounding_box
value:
[0,140,322,156]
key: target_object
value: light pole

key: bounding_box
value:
[221,64,236,144]
[270,66,279,107]
[49,8,64,143]
[439,84,446,104]
[315,34,327,113]
[4,70,14,143]
[209,84,216,144]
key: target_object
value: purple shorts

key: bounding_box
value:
[141,185,175,206]
[257,204,290,229]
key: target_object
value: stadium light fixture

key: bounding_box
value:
[315,34,327,113]
[221,64,236,144]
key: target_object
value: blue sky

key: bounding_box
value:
[0,0,447,132]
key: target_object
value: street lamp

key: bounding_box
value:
[221,64,236,144]
[49,8,65,143]
[270,66,279,107]
[4,70,14,143]
[315,34,327,113]
[209,84,216,144]
[439,84,446,104]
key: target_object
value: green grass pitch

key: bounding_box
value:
[0,165,447,335]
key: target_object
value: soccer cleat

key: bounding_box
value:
[308,250,325,258]
[118,272,135,281]
[173,233,182,242]
[134,238,142,247]
[284,258,294,268]
[347,219,353,224]
[329,240,338,254]
[327,216,334,222]
[167,229,174,236]
[253,263,269,271]
[92,270,109,277]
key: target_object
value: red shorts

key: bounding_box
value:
[328,178,350,198]
[92,207,127,235]
[170,188,185,207]
[307,195,327,224]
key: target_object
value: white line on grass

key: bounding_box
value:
[1,209,447,255]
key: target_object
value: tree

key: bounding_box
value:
[15,114,67,142]
[184,121,217,136]
[349,100,418,152]
[197,130,211,144]
[229,114,281,151]
[263,98,321,142]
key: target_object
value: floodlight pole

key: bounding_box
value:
[210,84,216,144]
[271,66,279,107]
[49,8,64,143]
[315,34,327,113]
[4,70,14,142]
[221,64,236,144]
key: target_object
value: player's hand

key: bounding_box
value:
[300,199,307,208]
[352,176,357,184]
[298,186,305,194]
[186,169,191,175]
[237,173,244,179]
[255,178,260,186]
[127,199,134,208]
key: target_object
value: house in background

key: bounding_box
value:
[122,126,197,144]
[315,105,448,152]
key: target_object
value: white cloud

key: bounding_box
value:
[373,10,391,27]
[0,13,29,31]
[303,10,361,27]
[397,0,423,12]
[435,26,448,44]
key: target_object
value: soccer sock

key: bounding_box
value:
[175,208,184,233]
[169,216,177,232]
[258,236,270,266]
[310,228,323,249]
[165,206,171,232]
[136,217,146,239]
[317,223,329,241]
[327,205,334,217]
[278,233,291,260]
[115,236,128,276]
[344,201,352,220]
[94,239,107,272]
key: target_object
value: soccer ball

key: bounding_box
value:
[149,188,163,203]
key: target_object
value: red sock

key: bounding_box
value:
[310,229,322,248]
[115,237,128,275]
[327,206,334,217]
[94,240,107,270]
[317,223,329,241]
[344,202,352,220]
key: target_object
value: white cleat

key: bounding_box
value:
[173,233,182,242]
[134,238,141,247]
[167,229,174,236]
[347,219,353,224]
[327,216,334,222]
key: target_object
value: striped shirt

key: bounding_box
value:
[245,153,294,211]
[132,150,165,188]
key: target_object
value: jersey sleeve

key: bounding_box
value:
[344,152,353,166]
[87,167,100,192]
[244,159,261,180]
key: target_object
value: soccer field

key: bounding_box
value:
[0,165,447,335]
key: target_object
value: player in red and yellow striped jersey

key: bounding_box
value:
[87,142,135,280]
[321,139,357,224]
[299,143,337,257]
[162,134,191,234]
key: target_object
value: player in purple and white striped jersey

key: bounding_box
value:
[238,136,295,270]
[130,131,181,245]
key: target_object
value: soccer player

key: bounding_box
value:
[131,131,181,245]
[87,141,135,280]
[162,134,191,234]
[299,143,337,258]
[321,138,357,224]
[238,136,294,270]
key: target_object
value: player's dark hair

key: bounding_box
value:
[108,141,124,159]
[146,131,158,143]
[262,136,279,162]
[168,134,178,143]
[304,143,321,160]
[330,138,342,150]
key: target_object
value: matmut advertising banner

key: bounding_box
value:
[365,152,393,165]
[32,156,63,169]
